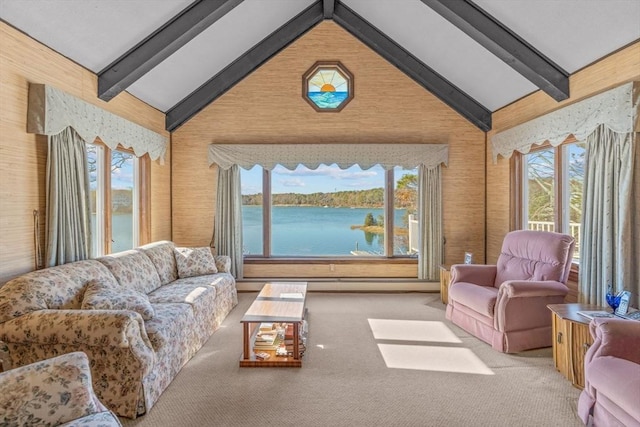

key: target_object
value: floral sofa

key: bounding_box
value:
[0,351,121,426]
[0,241,237,418]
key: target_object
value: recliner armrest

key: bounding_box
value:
[499,280,569,298]
[450,264,497,286]
[589,317,640,365]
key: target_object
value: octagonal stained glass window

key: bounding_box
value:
[303,61,353,112]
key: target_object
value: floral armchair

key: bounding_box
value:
[0,351,121,426]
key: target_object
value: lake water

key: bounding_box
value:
[242,206,408,256]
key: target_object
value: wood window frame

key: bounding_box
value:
[245,167,416,260]
[511,136,581,277]
[91,139,150,255]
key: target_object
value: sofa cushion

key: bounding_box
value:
[449,282,499,318]
[138,241,178,286]
[82,280,155,320]
[144,303,194,352]
[174,247,218,279]
[147,282,216,306]
[97,250,161,294]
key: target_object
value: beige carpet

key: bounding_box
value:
[121,292,583,427]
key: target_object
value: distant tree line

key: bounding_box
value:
[243,188,388,208]
[243,173,418,210]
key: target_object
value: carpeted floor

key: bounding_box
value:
[121,292,583,427]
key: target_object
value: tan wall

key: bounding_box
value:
[172,21,486,278]
[0,23,171,284]
[486,42,640,299]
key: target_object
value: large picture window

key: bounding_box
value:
[516,140,585,262]
[88,143,146,257]
[241,164,418,258]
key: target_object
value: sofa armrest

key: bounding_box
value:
[0,351,112,426]
[450,264,497,286]
[0,309,153,350]
[214,255,231,273]
[499,280,569,298]
[588,317,640,365]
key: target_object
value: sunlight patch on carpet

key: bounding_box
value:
[377,344,494,375]
[368,319,462,343]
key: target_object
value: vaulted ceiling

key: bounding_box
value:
[1,0,638,132]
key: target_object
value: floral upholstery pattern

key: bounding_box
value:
[214,255,231,273]
[174,247,218,278]
[0,351,121,427]
[97,250,161,294]
[138,241,177,286]
[82,280,155,320]
[0,242,237,419]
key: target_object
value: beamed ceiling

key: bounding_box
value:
[1,0,639,131]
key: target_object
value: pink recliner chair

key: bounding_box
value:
[446,230,575,353]
[578,318,640,427]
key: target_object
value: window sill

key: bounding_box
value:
[244,257,418,265]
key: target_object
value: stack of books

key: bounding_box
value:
[254,327,280,352]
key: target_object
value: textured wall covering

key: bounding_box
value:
[172,21,486,279]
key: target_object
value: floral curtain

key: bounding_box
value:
[491,82,639,162]
[208,143,449,170]
[213,165,244,279]
[418,164,443,280]
[27,83,168,163]
[579,125,637,308]
[45,127,91,266]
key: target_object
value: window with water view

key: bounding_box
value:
[241,164,418,257]
[87,144,139,257]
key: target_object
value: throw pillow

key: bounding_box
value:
[174,247,218,279]
[81,279,155,320]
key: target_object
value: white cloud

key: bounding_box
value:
[279,178,306,188]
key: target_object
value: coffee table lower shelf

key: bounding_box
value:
[239,353,302,368]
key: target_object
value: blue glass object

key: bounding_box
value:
[605,287,621,313]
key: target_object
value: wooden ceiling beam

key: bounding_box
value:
[166,1,324,131]
[333,1,491,131]
[420,0,569,102]
[98,0,244,101]
[323,0,335,19]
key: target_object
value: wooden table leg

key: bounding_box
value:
[243,322,250,360]
[293,322,300,360]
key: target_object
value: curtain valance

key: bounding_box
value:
[491,81,639,162]
[27,84,168,163]
[208,143,449,170]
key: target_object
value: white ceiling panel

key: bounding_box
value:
[343,0,537,111]
[127,0,315,112]
[0,0,193,72]
[0,0,637,127]
[474,0,640,73]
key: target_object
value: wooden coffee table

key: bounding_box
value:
[240,282,307,367]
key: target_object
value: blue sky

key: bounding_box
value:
[241,164,416,195]
[111,160,134,189]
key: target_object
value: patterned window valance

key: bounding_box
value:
[491,81,640,162]
[27,84,168,163]
[208,143,449,170]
